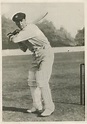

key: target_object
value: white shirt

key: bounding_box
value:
[13,23,50,48]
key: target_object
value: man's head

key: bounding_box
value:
[12,12,27,30]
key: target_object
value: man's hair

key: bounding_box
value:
[12,12,26,22]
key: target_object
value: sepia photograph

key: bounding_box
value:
[1,1,86,122]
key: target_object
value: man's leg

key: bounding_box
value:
[27,71,43,112]
[36,67,55,116]
[40,85,55,116]
[28,86,42,112]
[27,86,37,112]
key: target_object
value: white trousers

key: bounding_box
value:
[28,69,54,110]
[28,48,55,110]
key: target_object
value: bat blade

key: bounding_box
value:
[41,12,48,20]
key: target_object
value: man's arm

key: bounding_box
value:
[7,31,28,52]
[8,24,37,43]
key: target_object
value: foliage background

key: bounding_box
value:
[1,15,85,49]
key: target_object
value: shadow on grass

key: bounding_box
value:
[2,106,29,113]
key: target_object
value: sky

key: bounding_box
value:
[1,2,84,37]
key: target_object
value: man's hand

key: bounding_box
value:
[7,29,20,36]
[7,33,15,42]
[7,32,13,39]
[7,29,21,42]
[12,29,20,35]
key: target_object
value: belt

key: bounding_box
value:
[33,45,51,52]
[33,45,51,57]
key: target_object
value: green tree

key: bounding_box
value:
[2,15,19,49]
[75,28,85,46]
[56,27,75,46]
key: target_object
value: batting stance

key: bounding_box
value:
[8,12,55,117]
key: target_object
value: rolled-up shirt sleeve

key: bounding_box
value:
[12,24,36,43]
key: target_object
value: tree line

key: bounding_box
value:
[2,15,85,49]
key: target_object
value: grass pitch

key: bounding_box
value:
[2,52,85,121]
